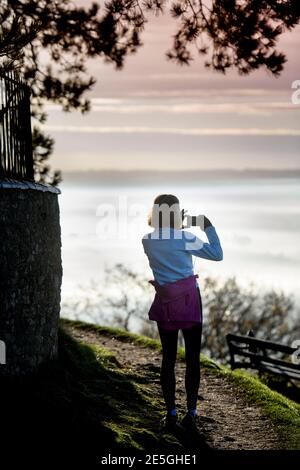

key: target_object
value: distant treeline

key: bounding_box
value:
[61,169,300,186]
[62,264,300,365]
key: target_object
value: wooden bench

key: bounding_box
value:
[226,333,300,382]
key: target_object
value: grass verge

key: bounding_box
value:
[62,318,300,450]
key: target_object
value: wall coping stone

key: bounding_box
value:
[0,179,61,194]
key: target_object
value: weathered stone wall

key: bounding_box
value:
[0,184,62,376]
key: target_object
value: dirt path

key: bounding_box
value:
[66,325,282,451]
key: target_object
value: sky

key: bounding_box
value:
[43,6,300,173]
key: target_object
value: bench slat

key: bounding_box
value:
[226,333,300,381]
[226,333,296,355]
[229,347,300,371]
[259,363,300,380]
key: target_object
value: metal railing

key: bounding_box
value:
[0,71,34,180]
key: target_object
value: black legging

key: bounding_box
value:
[157,320,202,413]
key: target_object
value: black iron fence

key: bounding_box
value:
[0,71,34,180]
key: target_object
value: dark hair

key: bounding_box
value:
[148,194,181,228]
[153,194,179,207]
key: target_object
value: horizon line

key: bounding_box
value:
[62,168,300,173]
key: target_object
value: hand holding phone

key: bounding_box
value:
[203,216,213,230]
[182,212,213,230]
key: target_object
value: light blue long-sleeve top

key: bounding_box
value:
[142,226,223,286]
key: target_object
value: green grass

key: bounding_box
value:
[1,323,183,464]
[4,316,298,462]
[56,327,184,453]
[62,318,300,450]
[61,318,163,350]
[220,368,300,450]
[61,318,221,370]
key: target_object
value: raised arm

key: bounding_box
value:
[184,217,223,261]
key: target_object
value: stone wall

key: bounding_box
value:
[0,182,62,376]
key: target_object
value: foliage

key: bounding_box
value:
[201,276,300,362]
[61,264,300,364]
[1,1,299,183]
[62,263,155,334]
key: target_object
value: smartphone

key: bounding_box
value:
[182,213,205,228]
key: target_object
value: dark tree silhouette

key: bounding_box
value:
[1,0,299,184]
[166,0,300,73]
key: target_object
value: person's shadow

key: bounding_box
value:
[164,423,212,452]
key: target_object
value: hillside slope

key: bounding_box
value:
[64,319,300,452]
[2,319,300,466]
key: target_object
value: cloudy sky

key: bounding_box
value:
[43,8,300,172]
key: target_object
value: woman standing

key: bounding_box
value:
[142,194,223,433]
